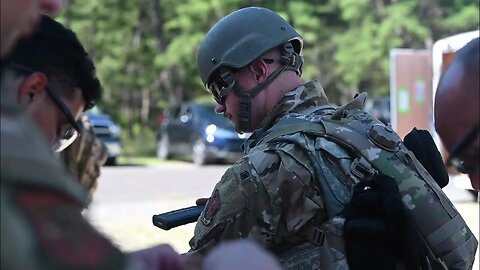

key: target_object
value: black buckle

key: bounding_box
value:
[303,225,324,245]
[238,94,251,130]
[351,157,377,180]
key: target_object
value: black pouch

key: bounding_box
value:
[403,128,449,188]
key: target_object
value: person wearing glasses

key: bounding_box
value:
[1,14,125,270]
[6,19,100,152]
[1,13,190,270]
[6,14,110,209]
[435,37,479,191]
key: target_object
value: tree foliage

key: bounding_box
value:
[60,0,479,135]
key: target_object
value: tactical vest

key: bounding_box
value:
[256,93,478,270]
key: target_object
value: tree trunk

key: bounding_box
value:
[141,87,150,123]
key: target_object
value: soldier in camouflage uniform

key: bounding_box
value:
[189,7,477,270]
[189,7,349,267]
[62,114,108,208]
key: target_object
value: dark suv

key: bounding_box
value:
[86,107,122,165]
[156,102,249,165]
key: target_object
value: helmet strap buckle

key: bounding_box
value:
[238,93,252,131]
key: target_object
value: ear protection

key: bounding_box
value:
[280,42,303,76]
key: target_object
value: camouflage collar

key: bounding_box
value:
[244,80,329,151]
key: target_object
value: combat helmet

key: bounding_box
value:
[197,7,304,132]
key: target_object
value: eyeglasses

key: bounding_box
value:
[447,124,480,175]
[9,63,82,152]
[207,70,235,105]
[207,59,277,105]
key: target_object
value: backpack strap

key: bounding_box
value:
[256,105,336,146]
[258,117,325,146]
[260,117,353,218]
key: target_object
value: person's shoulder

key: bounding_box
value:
[239,140,311,182]
[248,121,317,159]
[1,187,125,270]
[1,113,86,204]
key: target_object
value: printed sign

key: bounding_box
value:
[398,87,410,114]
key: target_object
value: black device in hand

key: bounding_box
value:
[152,205,205,230]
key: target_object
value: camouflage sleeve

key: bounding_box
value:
[62,115,108,207]
[1,187,126,270]
[188,144,323,255]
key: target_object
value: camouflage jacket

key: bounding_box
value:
[62,114,108,208]
[1,95,126,270]
[188,80,350,269]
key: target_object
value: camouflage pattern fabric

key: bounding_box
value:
[62,114,108,208]
[188,80,353,269]
[1,94,126,269]
[246,93,477,269]
[315,95,478,269]
[188,79,477,269]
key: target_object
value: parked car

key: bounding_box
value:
[156,102,249,165]
[85,107,122,165]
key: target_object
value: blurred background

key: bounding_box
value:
[59,0,478,267]
[59,0,479,160]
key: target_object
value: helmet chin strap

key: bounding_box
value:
[221,42,304,132]
[232,64,287,132]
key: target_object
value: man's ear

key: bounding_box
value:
[249,60,268,83]
[17,73,48,104]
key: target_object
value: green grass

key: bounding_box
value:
[116,127,188,166]
[120,128,157,158]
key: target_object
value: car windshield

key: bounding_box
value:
[197,104,232,127]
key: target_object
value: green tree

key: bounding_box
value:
[60,0,479,145]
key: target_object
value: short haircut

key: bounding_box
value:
[7,15,101,110]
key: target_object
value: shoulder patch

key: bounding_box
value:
[201,189,221,225]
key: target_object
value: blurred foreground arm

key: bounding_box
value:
[127,244,189,270]
[203,240,282,270]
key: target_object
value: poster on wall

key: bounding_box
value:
[398,87,410,114]
[415,79,426,104]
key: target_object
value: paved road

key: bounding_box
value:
[87,163,479,268]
